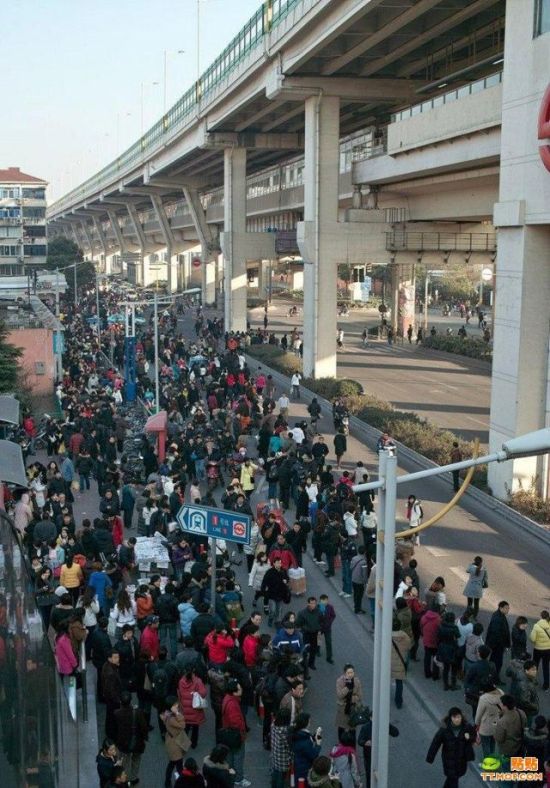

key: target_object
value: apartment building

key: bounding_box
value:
[0,167,48,277]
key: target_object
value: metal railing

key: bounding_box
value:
[391,72,502,123]
[49,0,308,216]
[386,231,497,253]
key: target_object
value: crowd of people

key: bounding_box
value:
[10,282,550,788]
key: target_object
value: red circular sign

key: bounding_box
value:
[538,84,550,172]
[233,522,245,537]
[192,257,201,268]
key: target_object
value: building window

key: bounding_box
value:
[0,188,20,198]
[0,208,21,218]
[534,0,550,35]
[0,245,19,257]
[22,207,45,219]
[24,244,47,256]
[22,188,45,199]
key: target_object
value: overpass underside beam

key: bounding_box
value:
[221,147,275,332]
[183,186,219,306]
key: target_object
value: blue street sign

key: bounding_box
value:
[176,504,251,545]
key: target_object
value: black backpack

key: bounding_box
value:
[150,664,169,704]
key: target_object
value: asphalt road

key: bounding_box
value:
[249,300,492,447]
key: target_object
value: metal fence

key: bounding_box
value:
[386,231,497,253]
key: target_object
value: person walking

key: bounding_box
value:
[102,649,123,739]
[426,707,476,788]
[114,691,148,786]
[485,601,511,683]
[330,729,362,788]
[335,664,363,738]
[462,557,488,619]
[494,694,526,762]
[391,619,410,708]
[296,597,323,675]
[260,557,290,628]
[220,679,249,787]
[319,593,336,664]
[437,612,460,692]
[350,546,368,615]
[291,713,322,785]
[161,696,191,788]
[529,609,550,691]
[290,372,302,400]
[270,708,292,788]
[334,431,347,470]
[474,682,504,757]
[450,442,463,492]
[178,668,207,750]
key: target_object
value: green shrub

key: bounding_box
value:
[247,345,302,375]
[422,335,492,361]
[507,479,550,525]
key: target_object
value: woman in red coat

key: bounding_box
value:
[221,679,248,784]
[242,627,260,668]
[204,626,235,669]
[177,668,207,749]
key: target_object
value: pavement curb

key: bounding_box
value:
[246,353,550,547]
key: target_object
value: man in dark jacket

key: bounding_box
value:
[464,645,496,717]
[100,489,120,518]
[94,520,115,558]
[89,616,112,701]
[296,597,323,676]
[102,649,122,739]
[190,603,217,651]
[114,691,148,785]
[261,557,290,627]
[117,624,139,692]
[155,582,179,660]
[485,601,511,683]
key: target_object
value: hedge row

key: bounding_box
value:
[247,344,482,471]
[422,335,492,361]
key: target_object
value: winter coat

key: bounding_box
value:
[88,571,112,609]
[248,561,270,591]
[161,709,189,761]
[55,633,77,675]
[335,675,363,730]
[426,720,476,778]
[178,675,207,726]
[396,607,413,640]
[178,602,199,637]
[420,610,441,648]
[221,694,246,744]
[114,706,148,754]
[486,610,511,650]
[494,707,526,756]
[391,631,410,680]
[140,625,160,660]
[261,567,289,602]
[436,622,460,664]
[14,494,33,534]
[202,756,235,787]
[464,660,497,700]
[204,631,235,665]
[529,617,550,651]
[268,544,298,571]
[330,744,361,788]
[462,564,488,600]
[475,688,504,736]
[334,433,347,456]
[307,769,342,788]
[505,663,539,716]
[291,729,322,781]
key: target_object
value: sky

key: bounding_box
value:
[1,0,262,201]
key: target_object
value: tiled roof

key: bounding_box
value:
[0,167,47,184]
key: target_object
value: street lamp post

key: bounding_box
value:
[153,292,160,413]
[353,428,550,788]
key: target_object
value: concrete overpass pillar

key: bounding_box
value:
[488,223,550,498]
[183,186,218,306]
[223,147,247,331]
[301,95,340,378]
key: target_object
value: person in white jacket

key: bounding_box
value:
[243,522,261,572]
[248,551,270,610]
[110,588,137,638]
[475,683,504,757]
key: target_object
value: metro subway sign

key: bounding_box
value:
[538,84,550,172]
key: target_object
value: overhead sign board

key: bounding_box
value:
[176,504,251,545]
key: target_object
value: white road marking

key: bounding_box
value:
[423,546,450,558]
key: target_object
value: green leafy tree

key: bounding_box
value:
[46,236,82,269]
[46,236,96,293]
[0,321,23,394]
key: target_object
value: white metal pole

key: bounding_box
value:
[374,449,397,788]
[154,292,160,413]
[424,272,429,332]
[73,263,77,308]
[197,0,200,83]
[370,449,387,788]
[96,274,101,346]
[210,536,217,615]
[54,268,63,381]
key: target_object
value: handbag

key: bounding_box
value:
[192,691,208,709]
[217,727,242,750]
[348,704,371,727]
[482,573,488,589]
